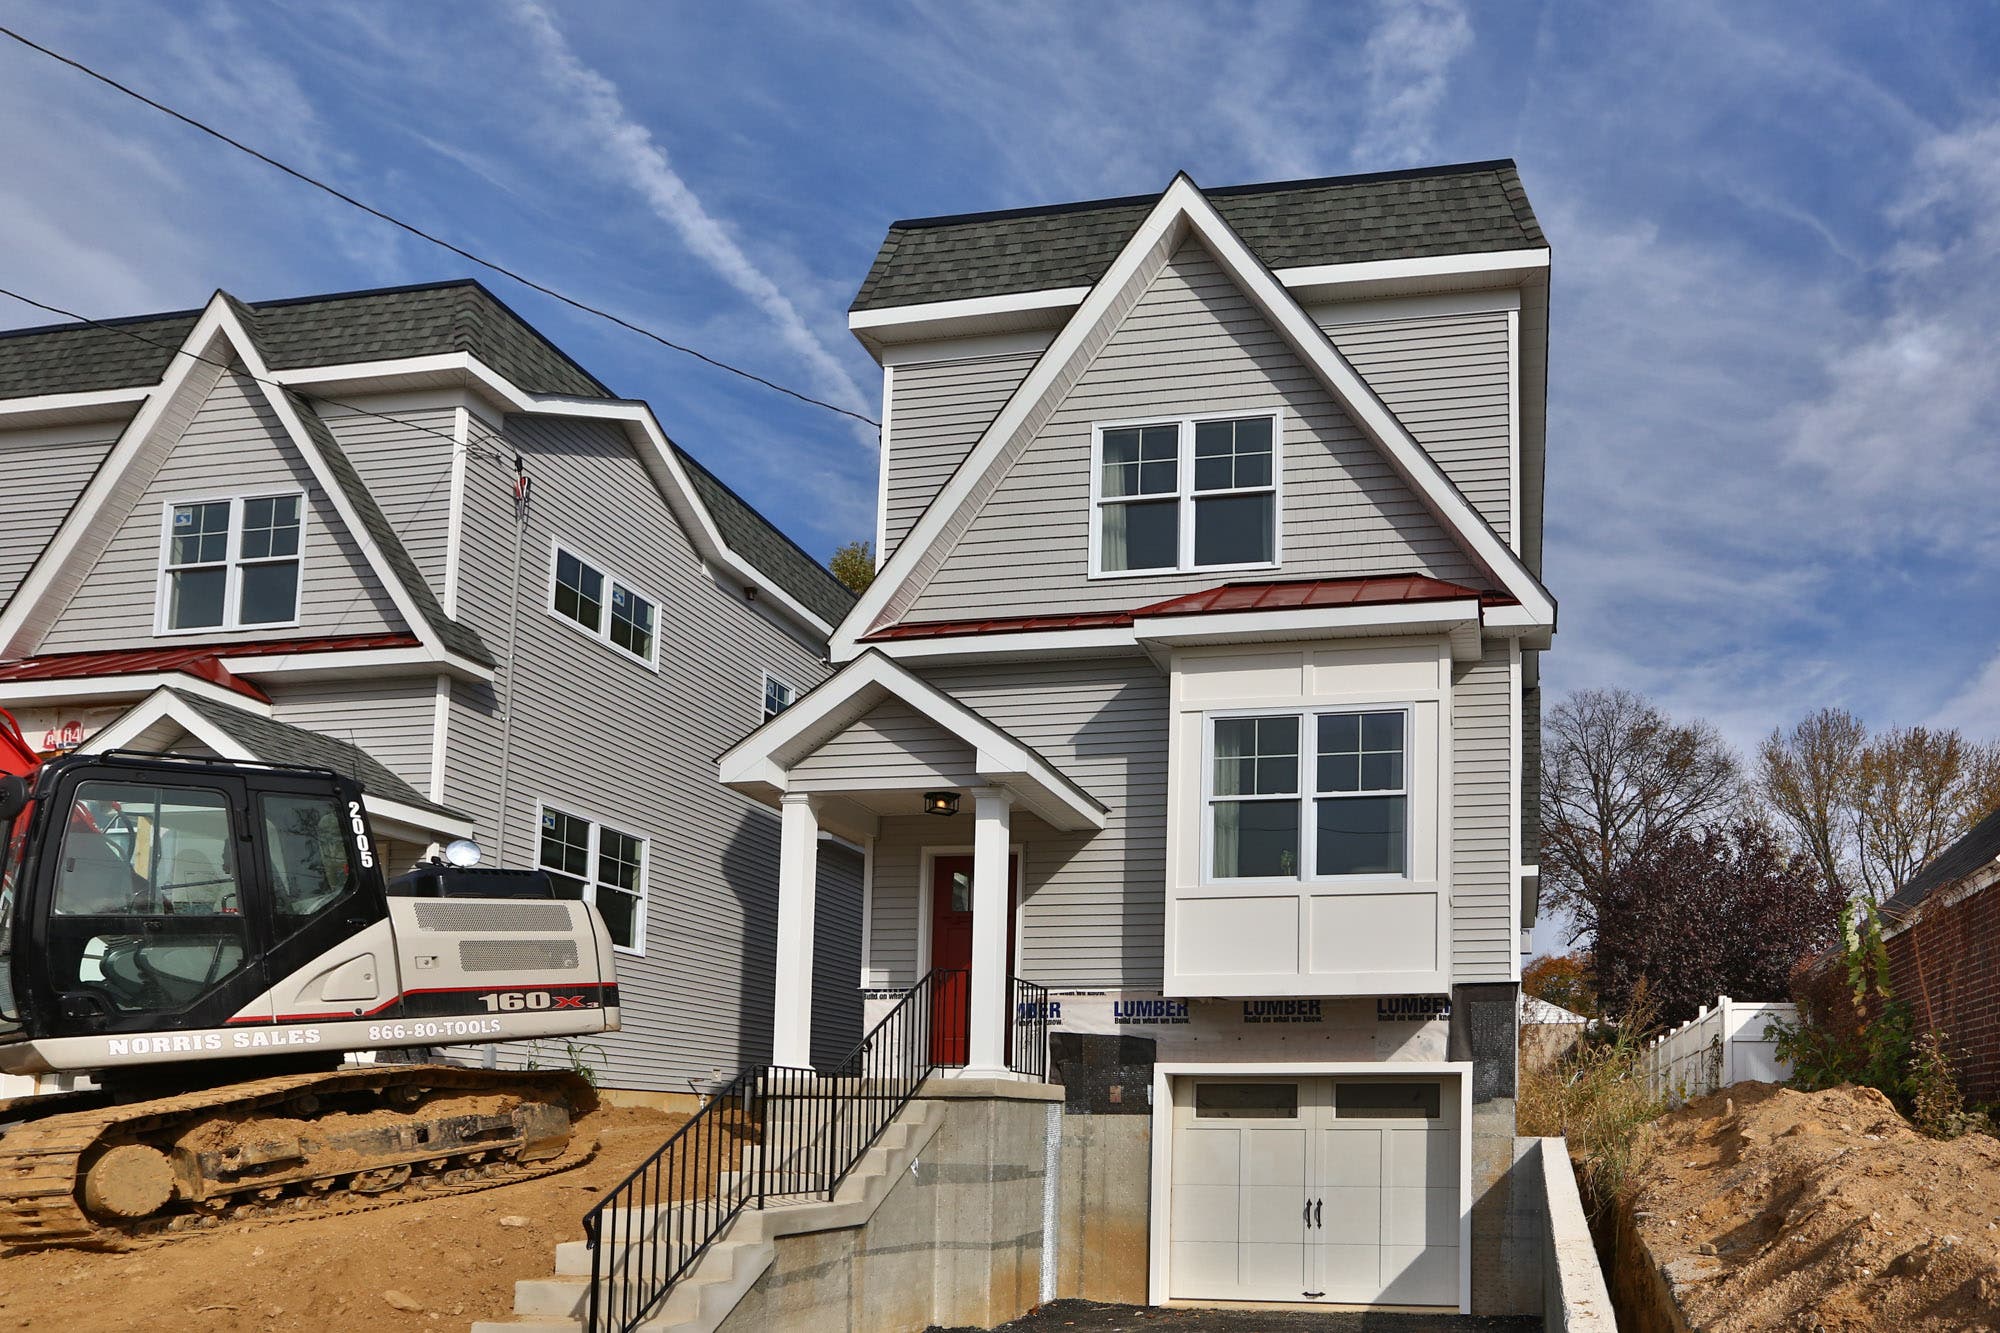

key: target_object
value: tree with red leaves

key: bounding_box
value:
[1593,820,1846,1028]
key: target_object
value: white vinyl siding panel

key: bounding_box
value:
[904,241,1483,621]
[268,676,440,798]
[318,403,458,595]
[883,354,1038,561]
[792,700,978,791]
[1323,313,1512,543]
[39,368,405,651]
[861,655,1169,989]
[1450,645,1514,980]
[439,411,852,1090]
[0,421,124,612]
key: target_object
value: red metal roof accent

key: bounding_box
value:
[0,633,424,703]
[862,576,1513,642]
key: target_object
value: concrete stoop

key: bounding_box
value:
[471,1099,948,1333]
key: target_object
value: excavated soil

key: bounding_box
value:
[1622,1081,2000,1331]
[0,1103,684,1332]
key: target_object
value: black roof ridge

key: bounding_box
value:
[886,159,1523,231]
[668,441,854,604]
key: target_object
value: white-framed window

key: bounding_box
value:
[536,803,647,954]
[1206,707,1407,881]
[548,541,659,669]
[1090,413,1280,576]
[763,672,798,720]
[156,491,306,633]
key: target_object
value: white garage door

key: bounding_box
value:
[1169,1076,1459,1306]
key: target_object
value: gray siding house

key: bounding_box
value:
[0,281,863,1089]
[721,162,1554,1314]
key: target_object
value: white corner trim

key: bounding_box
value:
[442,405,470,618]
[428,673,451,805]
[875,363,893,562]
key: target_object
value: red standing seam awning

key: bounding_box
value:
[0,632,424,703]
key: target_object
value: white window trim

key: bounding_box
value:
[1199,703,1413,886]
[533,799,649,957]
[762,670,799,721]
[545,537,661,671]
[1086,409,1285,580]
[153,488,308,636]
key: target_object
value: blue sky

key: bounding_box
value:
[3,2,1997,833]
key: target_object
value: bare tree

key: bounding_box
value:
[1758,707,1866,897]
[1539,688,1743,938]
[1759,711,2000,905]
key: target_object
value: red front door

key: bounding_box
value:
[928,853,1016,1066]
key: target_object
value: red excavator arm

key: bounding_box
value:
[0,710,38,781]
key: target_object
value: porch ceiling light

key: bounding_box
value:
[922,790,961,817]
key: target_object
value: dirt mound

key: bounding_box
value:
[0,1103,683,1332]
[1624,1081,2000,1331]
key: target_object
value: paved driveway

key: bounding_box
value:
[932,1299,1541,1332]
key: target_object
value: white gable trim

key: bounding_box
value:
[832,176,1555,657]
[0,673,274,715]
[718,649,1104,832]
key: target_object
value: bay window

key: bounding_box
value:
[1093,414,1278,575]
[158,493,304,632]
[1208,708,1408,880]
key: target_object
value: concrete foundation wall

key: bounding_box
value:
[1055,1113,1151,1303]
[716,1087,1052,1333]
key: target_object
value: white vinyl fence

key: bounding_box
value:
[1641,996,1797,1106]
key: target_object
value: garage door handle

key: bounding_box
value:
[1302,1199,1312,1227]
[1314,1199,1322,1227]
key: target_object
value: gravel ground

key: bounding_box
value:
[930,1299,1542,1332]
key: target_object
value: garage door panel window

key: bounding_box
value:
[1336,1081,1440,1119]
[1209,709,1410,882]
[1195,1082,1300,1119]
[537,805,646,954]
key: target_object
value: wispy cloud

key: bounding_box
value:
[1350,0,1472,169]
[508,0,876,437]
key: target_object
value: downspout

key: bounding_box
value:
[491,453,531,867]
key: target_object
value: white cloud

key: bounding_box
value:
[507,0,877,438]
[1351,0,1472,169]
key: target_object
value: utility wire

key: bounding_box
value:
[0,23,880,429]
[0,283,503,460]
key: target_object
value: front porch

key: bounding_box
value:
[719,651,1106,1077]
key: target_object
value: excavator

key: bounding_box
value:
[0,707,619,1246]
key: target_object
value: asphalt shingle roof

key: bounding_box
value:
[171,688,466,820]
[1,280,846,633]
[1885,807,2000,916]
[851,160,1545,312]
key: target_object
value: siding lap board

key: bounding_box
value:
[792,699,978,791]
[269,676,439,798]
[904,240,1485,622]
[319,405,458,596]
[0,421,124,611]
[39,367,406,651]
[884,354,1038,561]
[1451,644,1514,979]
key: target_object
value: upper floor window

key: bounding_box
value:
[1207,708,1406,881]
[1092,414,1278,576]
[537,804,646,954]
[158,493,304,632]
[549,543,658,668]
[763,673,798,720]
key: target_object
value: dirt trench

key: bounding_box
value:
[1611,1081,2000,1332]
[0,1104,683,1333]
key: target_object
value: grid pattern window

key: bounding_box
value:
[763,674,798,720]
[548,543,659,668]
[1207,708,1408,881]
[1094,415,1278,575]
[160,493,304,632]
[537,806,646,953]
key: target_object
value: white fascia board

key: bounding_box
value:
[0,385,151,428]
[223,645,495,683]
[1135,598,1482,645]
[1271,246,1550,292]
[278,356,836,641]
[364,795,474,843]
[1482,602,1556,633]
[834,625,1140,665]
[0,673,274,715]
[847,286,1092,333]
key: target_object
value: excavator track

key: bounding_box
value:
[0,1064,597,1249]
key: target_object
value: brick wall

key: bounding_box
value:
[1794,875,2000,1106]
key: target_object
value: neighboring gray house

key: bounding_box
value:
[721,162,1554,1314]
[0,280,863,1090]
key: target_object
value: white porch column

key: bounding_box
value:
[771,793,820,1068]
[963,786,1016,1078]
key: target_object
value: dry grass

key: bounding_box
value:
[1517,1002,1668,1207]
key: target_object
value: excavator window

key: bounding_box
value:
[259,793,357,929]
[48,781,252,1015]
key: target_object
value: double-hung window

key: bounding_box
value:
[763,673,798,720]
[159,493,305,632]
[550,543,658,668]
[537,805,646,953]
[1208,709,1407,881]
[1094,414,1278,575]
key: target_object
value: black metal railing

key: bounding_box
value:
[1010,976,1052,1081]
[582,968,968,1333]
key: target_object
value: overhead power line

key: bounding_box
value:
[0,24,880,429]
